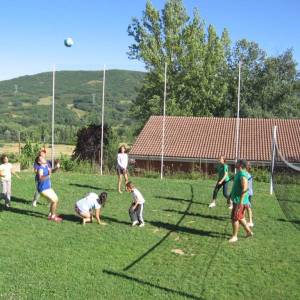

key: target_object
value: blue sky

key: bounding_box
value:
[0,0,299,80]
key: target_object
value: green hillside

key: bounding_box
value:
[0,70,145,143]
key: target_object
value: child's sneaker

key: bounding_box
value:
[32,200,37,207]
[245,231,254,238]
[48,215,63,223]
[208,202,216,208]
[132,221,139,226]
[247,222,254,227]
[228,204,233,210]
[139,222,145,227]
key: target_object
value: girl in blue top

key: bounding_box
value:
[36,156,62,222]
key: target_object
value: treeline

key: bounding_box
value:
[128,0,300,123]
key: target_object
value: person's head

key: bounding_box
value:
[246,161,251,172]
[219,156,226,164]
[126,181,135,192]
[236,159,247,171]
[39,148,47,158]
[98,192,108,207]
[118,145,126,154]
[1,154,8,164]
[38,155,47,165]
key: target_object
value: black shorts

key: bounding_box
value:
[117,166,127,176]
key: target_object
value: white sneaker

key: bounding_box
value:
[208,202,216,208]
[247,222,254,227]
[132,221,139,226]
[32,200,37,207]
[228,204,233,210]
[139,223,145,227]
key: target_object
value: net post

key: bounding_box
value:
[160,62,167,180]
[100,65,106,176]
[270,125,277,195]
[51,64,56,168]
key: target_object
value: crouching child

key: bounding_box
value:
[126,182,145,227]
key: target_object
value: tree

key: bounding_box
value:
[128,0,230,122]
[72,123,117,170]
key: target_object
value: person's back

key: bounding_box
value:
[231,170,249,205]
[76,192,100,213]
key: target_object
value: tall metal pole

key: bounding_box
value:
[160,63,167,180]
[235,61,242,172]
[51,65,55,168]
[270,125,277,195]
[100,65,106,175]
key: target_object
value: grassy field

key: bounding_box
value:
[0,173,299,299]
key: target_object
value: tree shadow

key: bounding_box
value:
[277,218,300,226]
[163,209,228,221]
[69,183,116,192]
[148,221,228,238]
[155,195,207,206]
[103,269,203,300]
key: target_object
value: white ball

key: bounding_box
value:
[64,37,74,47]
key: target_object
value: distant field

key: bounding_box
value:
[0,174,299,299]
[0,143,75,157]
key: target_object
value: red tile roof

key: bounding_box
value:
[129,116,300,163]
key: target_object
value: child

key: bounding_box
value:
[209,156,232,209]
[246,162,254,227]
[126,181,145,227]
[0,154,20,208]
[32,148,60,207]
[116,145,129,193]
[75,192,108,225]
[36,156,62,222]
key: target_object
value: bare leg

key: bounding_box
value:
[118,175,122,193]
[124,173,129,184]
[50,201,57,216]
[229,221,239,242]
[239,218,253,235]
[246,207,253,225]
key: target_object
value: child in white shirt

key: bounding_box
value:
[75,192,108,225]
[0,154,19,208]
[126,182,145,227]
[116,145,129,193]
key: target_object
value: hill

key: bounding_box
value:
[0,70,145,144]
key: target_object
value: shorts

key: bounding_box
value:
[231,203,246,221]
[40,188,58,203]
[117,166,127,176]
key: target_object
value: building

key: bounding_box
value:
[129,116,300,173]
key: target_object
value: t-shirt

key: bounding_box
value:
[131,188,145,204]
[76,192,101,213]
[231,170,249,205]
[117,153,128,170]
[37,164,51,192]
[247,172,253,196]
[0,163,12,181]
[217,163,230,182]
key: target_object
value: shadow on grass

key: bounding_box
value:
[103,269,203,300]
[69,183,116,192]
[155,195,207,206]
[11,196,32,205]
[123,184,195,271]
[2,205,47,219]
[163,209,228,221]
[102,216,131,226]
[148,220,228,238]
[277,218,300,226]
[60,214,81,223]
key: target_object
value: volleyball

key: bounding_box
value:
[64,37,74,47]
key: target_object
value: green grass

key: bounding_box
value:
[0,173,299,299]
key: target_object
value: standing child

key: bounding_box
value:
[0,154,19,208]
[36,156,62,222]
[126,182,145,227]
[75,192,108,225]
[116,145,129,193]
[209,156,232,209]
[246,162,254,227]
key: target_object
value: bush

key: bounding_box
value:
[251,167,270,183]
